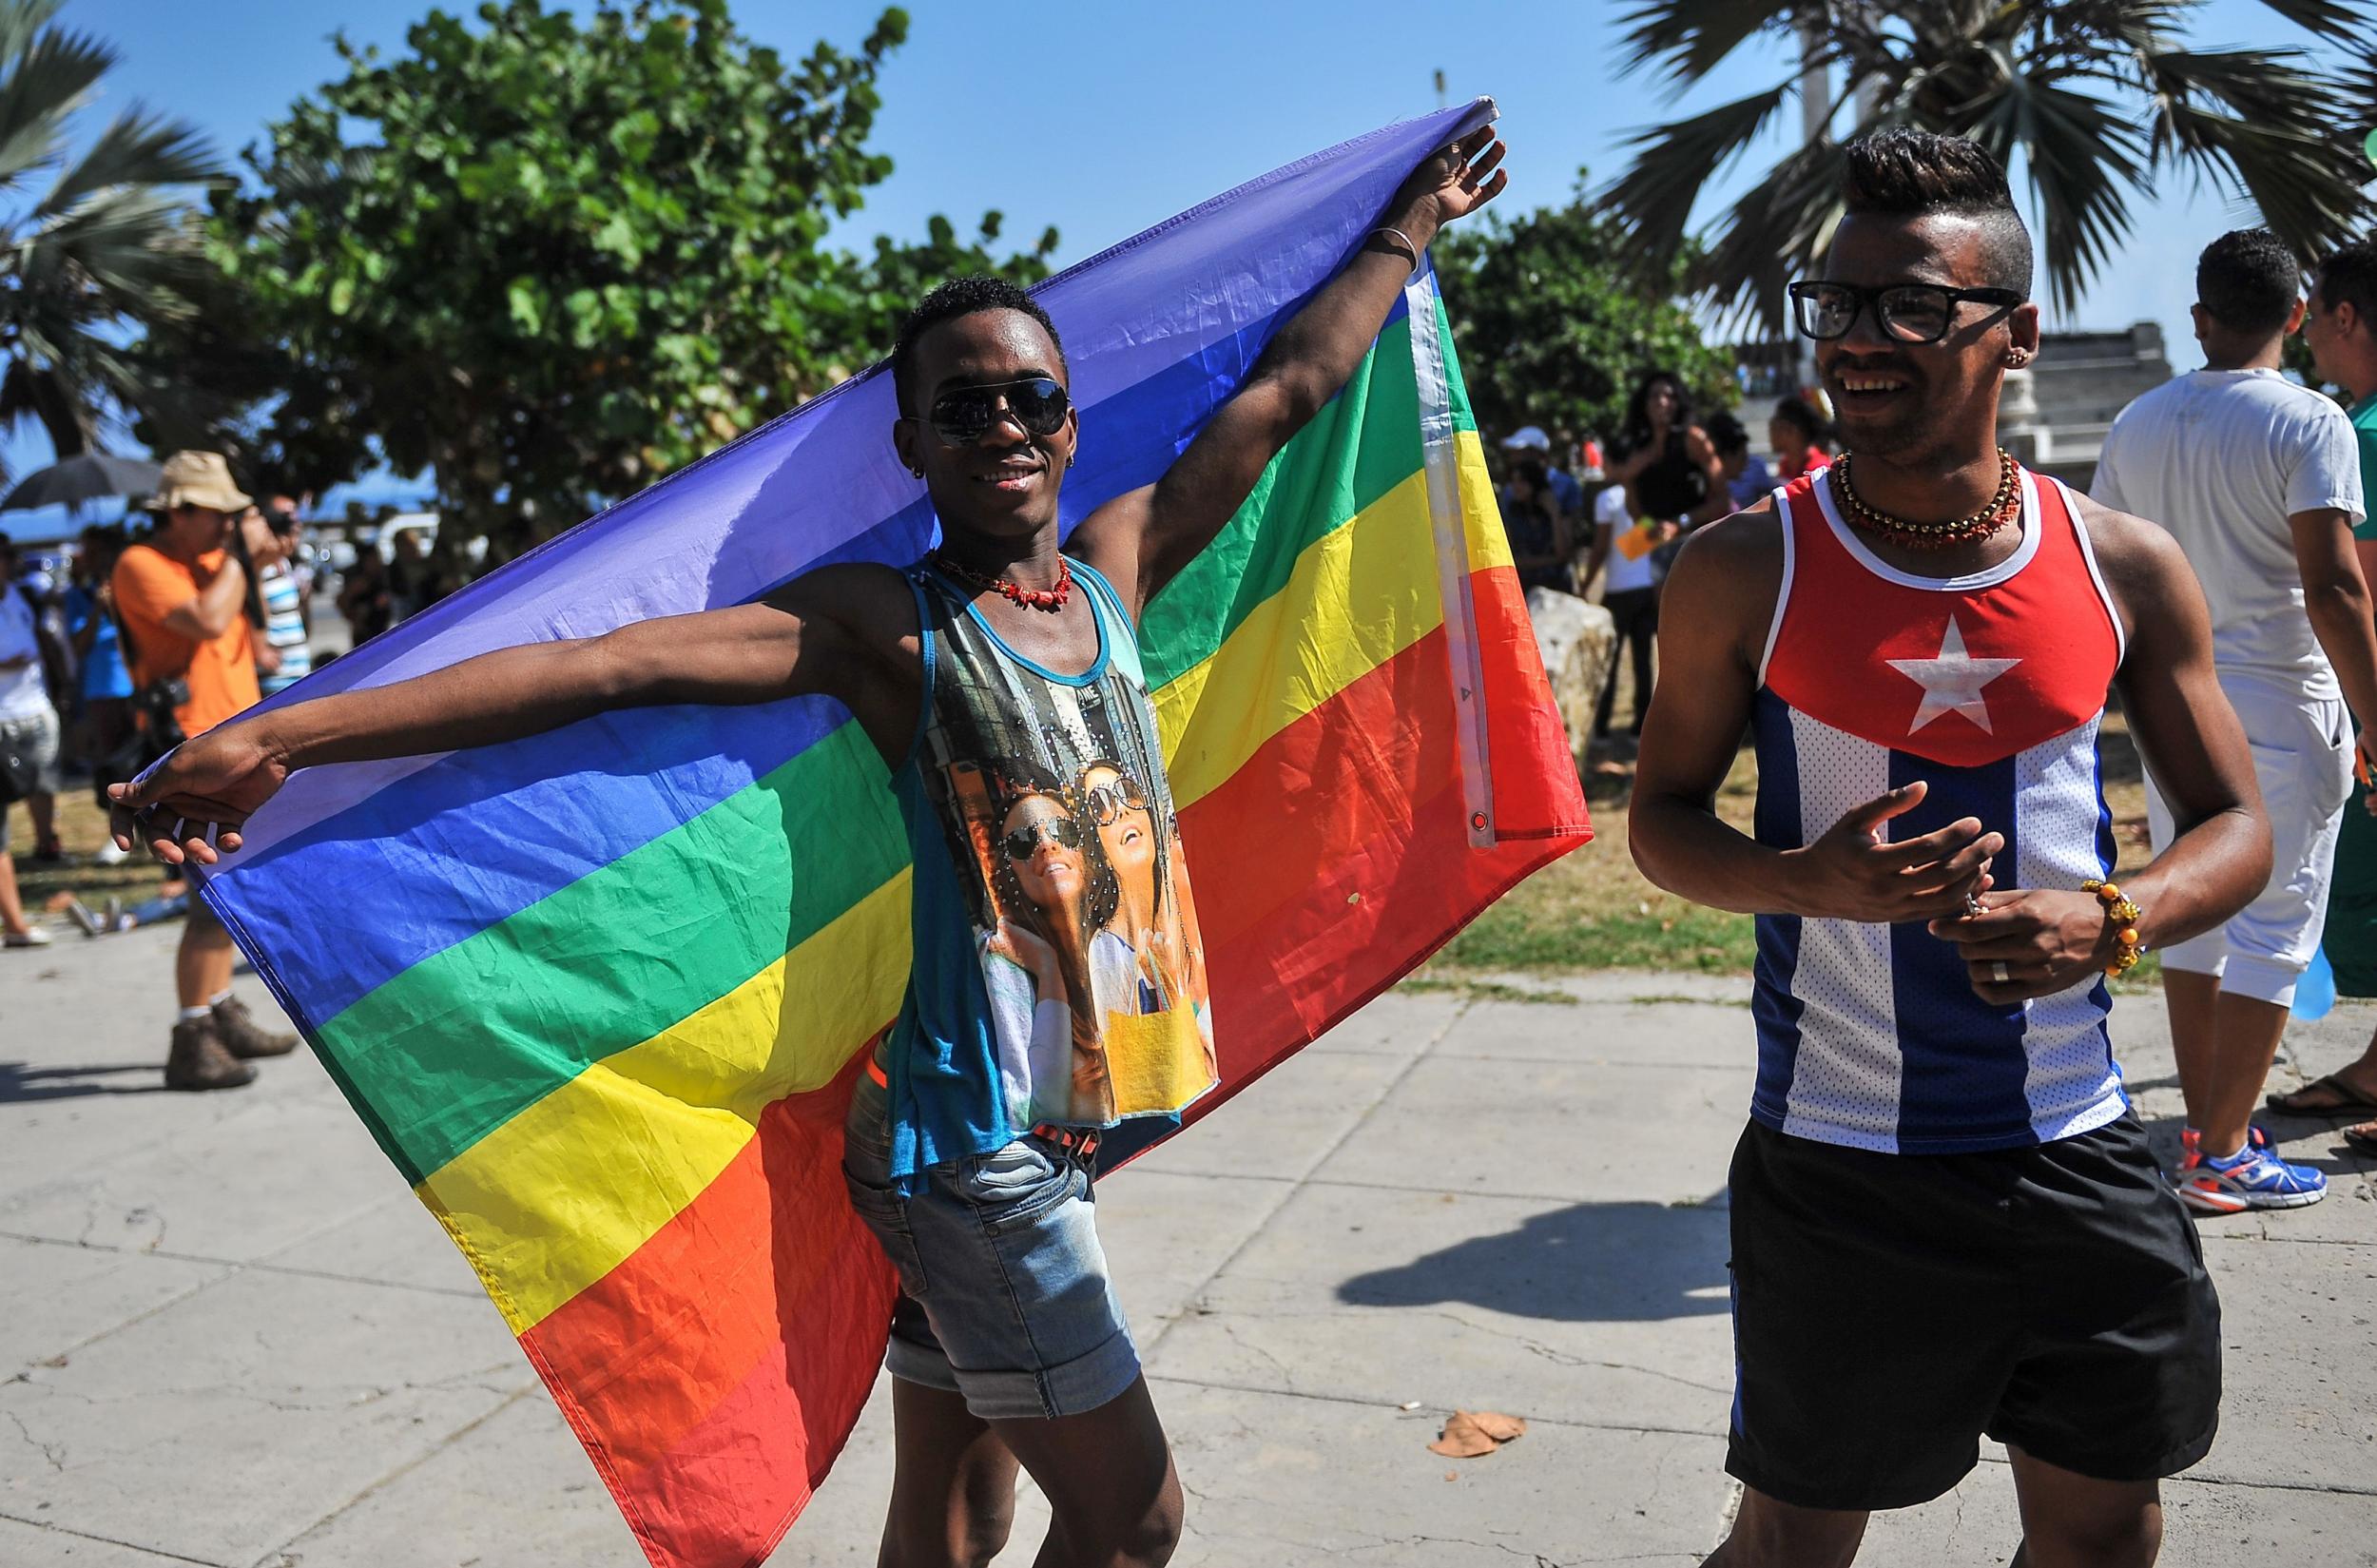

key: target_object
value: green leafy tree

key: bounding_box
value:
[1434,178,1735,449]
[195,0,1053,558]
[1606,1,2377,324]
[0,0,219,479]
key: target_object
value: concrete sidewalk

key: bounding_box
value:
[3,926,2372,1567]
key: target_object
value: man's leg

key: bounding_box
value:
[27,787,55,855]
[1703,1487,1865,1568]
[993,1376,1181,1568]
[177,905,237,1010]
[0,824,32,936]
[880,1378,1020,1568]
[2191,990,2291,1159]
[2161,968,2222,1139]
[1628,596,1660,735]
[2004,1447,2161,1568]
[164,905,253,1089]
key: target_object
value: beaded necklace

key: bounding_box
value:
[929,549,1074,612]
[1833,449,2020,551]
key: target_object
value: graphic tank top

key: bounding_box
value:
[884,556,1217,1178]
[1749,466,2129,1154]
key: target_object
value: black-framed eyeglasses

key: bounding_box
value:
[1002,811,1081,861]
[1788,281,2027,344]
[920,376,1071,447]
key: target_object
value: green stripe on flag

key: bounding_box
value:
[317,721,907,1185]
[1140,312,1425,687]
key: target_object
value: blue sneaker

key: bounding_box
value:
[2175,1127,2326,1213]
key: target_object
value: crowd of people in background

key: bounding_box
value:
[1494,371,1840,745]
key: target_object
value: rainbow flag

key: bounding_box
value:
[195,99,1591,1568]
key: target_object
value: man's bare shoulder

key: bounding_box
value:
[1673,497,1787,584]
[2067,491,2188,615]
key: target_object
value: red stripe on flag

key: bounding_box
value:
[519,1052,892,1568]
[1179,564,1590,1106]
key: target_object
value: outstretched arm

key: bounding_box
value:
[1068,126,1508,618]
[111,564,918,865]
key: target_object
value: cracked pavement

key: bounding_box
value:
[3,928,2372,1565]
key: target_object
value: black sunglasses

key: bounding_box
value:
[1003,811,1081,861]
[922,377,1071,447]
[1788,281,2027,345]
[1081,774,1149,827]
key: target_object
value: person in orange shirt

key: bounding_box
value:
[111,452,297,1090]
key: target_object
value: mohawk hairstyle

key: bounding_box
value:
[892,275,1068,416]
[1838,129,2034,299]
[2196,228,2300,339]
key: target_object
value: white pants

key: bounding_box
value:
[2144,680,2353,1008]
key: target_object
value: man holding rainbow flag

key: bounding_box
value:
[107,109,1592,1568]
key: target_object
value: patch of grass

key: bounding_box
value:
[1400,976,1579,1006]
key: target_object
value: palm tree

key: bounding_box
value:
[0,0,219,480]
[1605,1,2377,325]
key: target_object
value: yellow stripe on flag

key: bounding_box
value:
[421,871,913,1334]
[1160,434,1511,805]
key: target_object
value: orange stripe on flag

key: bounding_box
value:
[519,1052,893,1522]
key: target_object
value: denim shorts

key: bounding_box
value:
[841,1074,1140,1421]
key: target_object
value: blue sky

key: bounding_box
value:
[8,0,2362,538]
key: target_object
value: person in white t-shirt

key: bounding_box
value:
[2093,227,2377,1215]
[1578,479,1661,738]
[0,532,61,947]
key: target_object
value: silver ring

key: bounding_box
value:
[1990,961,2011,983]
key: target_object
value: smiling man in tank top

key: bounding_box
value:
[1632,130,2270,1568]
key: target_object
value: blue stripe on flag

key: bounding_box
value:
[1749,688,1807,1131]
[1885,745,2034,1150]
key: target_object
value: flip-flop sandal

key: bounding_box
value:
[2265,1073,2377,1117]
[2344,1124,2377,1160]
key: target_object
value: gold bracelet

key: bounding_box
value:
[2082,878,2144,976]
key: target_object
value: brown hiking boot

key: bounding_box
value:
[213,996,299,1059]
[165,1016,257,1092]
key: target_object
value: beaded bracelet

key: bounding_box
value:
[2082,878,2144,977]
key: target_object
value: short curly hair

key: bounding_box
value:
[891,276,1068,417]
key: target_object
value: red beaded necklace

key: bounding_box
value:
[930,549,1074,612]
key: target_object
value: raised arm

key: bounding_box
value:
[1068,126,1508,617]
[112,563,918,865]
[1629,506,1998,920]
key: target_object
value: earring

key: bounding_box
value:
[2005,350,2032,367]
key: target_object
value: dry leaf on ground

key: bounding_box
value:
[1427,1408,1526,1458]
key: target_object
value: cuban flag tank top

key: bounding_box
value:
[1749,464,2129,1154]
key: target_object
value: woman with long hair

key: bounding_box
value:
[983,762,1124,1125]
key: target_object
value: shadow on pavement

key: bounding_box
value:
[0,1060,171,1101]
[1336,1197,1730,1323]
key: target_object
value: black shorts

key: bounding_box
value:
[1725,1113,2220,1512]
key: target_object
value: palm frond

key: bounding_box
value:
[1962,66,2148,313]
[1695,138,1846,330]
[0,0,68,74]
[2138,46,2375,256]
[1614,0,1809,87]
[0,22,114,192]
[22,189,207,315]
[37,104,220,217]
[1601,80,1796,281]
[2246,0,2373,46]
